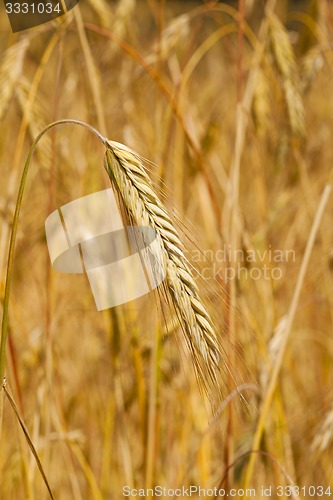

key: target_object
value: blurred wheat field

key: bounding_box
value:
[0,0,333,498]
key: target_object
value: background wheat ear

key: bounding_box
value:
[104,140,221,390]
[269,12,305,137]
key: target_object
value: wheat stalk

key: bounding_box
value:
[104,141,221,387]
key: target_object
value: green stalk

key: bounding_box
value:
[0,119,106,404]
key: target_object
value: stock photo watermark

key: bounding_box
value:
[45,189,166,310]
[186,245,296,283]
[122,484,332,497]
[45,190,296,309]
[123,485,256,497]
[4,0,79,32]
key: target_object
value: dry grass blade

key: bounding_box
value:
[104,141,221,389]
[269,13,305,136]
[2,380,55,500]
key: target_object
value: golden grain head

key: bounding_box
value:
[269,13,305,136]
[104,140,221,389]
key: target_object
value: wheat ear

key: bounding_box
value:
[104,141,220,386]
[269,13,305,137]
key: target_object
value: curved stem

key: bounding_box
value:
[0,119,107,385]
